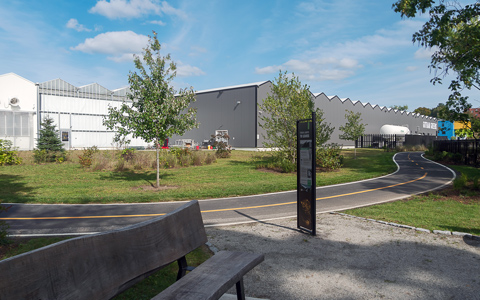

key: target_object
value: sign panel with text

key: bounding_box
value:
[297,113,316,235]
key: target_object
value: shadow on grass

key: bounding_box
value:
[0,174,36,204]
[97,171,174,187]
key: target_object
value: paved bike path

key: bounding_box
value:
[1,152,455,236]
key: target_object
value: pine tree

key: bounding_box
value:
[35,117,64,163]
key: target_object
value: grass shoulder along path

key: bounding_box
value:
[0,149,396,204]
[343,164,480,236]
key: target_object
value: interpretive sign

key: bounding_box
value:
[297,112,316,236]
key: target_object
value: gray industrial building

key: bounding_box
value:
[1,73,438,150]
[173,81,438,148]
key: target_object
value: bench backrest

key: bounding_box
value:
[0,200,207,300]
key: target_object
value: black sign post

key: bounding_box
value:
[297,112,316,236]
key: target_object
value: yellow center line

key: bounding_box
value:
[1,173,428,221]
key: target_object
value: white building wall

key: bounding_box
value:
[40,94,149,149]
[0,73,37,150]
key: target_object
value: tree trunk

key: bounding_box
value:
[156,138,160,188]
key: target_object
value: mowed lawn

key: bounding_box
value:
[0,149,396,204]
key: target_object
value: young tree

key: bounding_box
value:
[103,32,197,188]
[339,110,367,159]
[258,71,334,167]
[393,0,480,135]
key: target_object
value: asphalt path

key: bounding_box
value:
[1,152,455,236]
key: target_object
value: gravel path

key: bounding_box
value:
[207,214,480,300]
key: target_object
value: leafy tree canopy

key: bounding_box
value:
[430,103,447,118]
[393,0,480,135]
[390,105,409,111]
[413,106,432,116]
[103,31,197,187]
[339,110,367,159]
[259,71,334,165]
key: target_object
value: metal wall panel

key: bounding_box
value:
[172,85,259,148]
[314,94,438,146]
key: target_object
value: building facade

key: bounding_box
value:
[0,73,149,150]
[1,73,438,150]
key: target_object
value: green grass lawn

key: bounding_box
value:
[0,149,396,204]
[344,164,480,235]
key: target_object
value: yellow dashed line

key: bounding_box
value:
[1,173,428,221]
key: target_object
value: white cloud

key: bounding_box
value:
[107,53,136,62]
[255,66,282,75]
[406,66,418,72]
[89,0,186,20]
[255,19,420,81]
[66,19,91,32]
[71,31,148,61]
[255,58,361,81]
[150,20,166,26]
[414,47,436,59]
[176,61,205,77]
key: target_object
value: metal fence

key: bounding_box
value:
[404,135,447,147]
[433,139,480,166]
[356,134,447,150]
[355,134,404,150]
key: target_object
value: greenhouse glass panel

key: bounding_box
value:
[0,112,6,136]
[6,112,13,136]
[22,113,29,136]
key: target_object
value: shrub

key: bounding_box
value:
[316,143,343,170]
[170,147,194,167]
[278,158,296,173]
[114,159,126,172]
[91,153,110,171]
[120,148,135,162]
[473,177,480,190]
[163,153,177,169]
[453,174,468,190]
[34,149,65,164]
[78,146,99,168]
[211,132,231,158]
[132,151,153,170]
[0,139,22,166]
[192,151,204,166]
[204,153,217,165]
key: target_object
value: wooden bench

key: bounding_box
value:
[0,200,264,300]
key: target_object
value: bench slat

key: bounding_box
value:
[0,200,207,300]
[152,251,264,300]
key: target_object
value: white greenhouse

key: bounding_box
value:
[0,73,150,150]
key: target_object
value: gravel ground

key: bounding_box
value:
[207,213,480,300]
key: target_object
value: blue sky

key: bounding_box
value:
[1,0,477,111]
